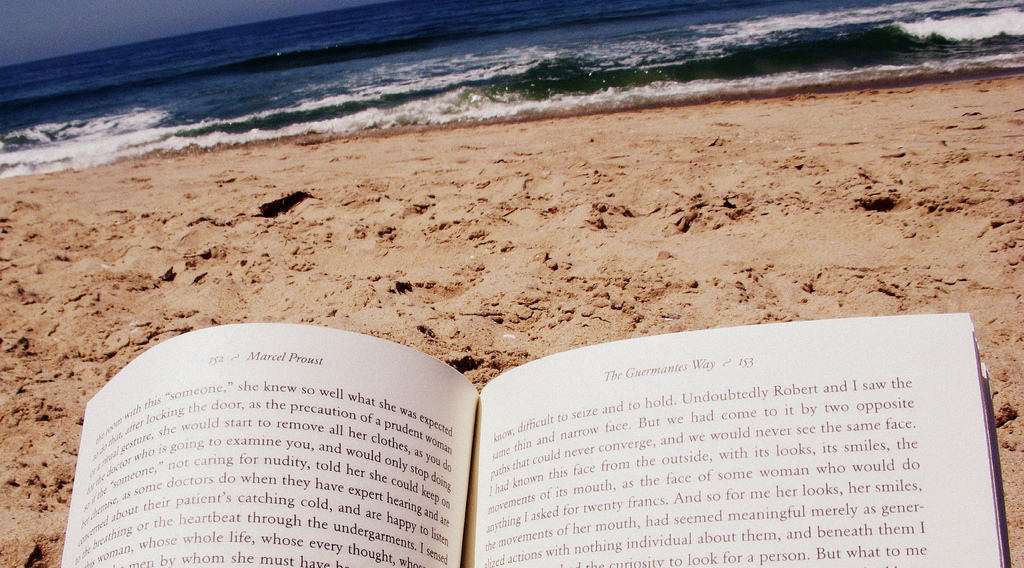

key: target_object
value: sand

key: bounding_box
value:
[1,76,1022,566]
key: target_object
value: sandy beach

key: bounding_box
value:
[1,76,1022,566]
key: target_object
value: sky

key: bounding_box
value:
[0,0,385,67]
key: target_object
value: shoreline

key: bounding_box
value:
[1,75,1023,566]
[125,69,1024,163]
[6,71,1024,181]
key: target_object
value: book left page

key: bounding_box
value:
[62,324,479,568]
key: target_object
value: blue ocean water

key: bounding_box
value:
[1,0,1022,178]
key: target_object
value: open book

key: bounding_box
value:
[62,314,1008,567]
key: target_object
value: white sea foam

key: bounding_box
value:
[0,109,175,178]
[439,53,1023,118]
[291,47,552,113]
[578,38,687,69]
[898,8,1024,40]
[173,51,1024,141]
[3,48,1021,180]
[692,0,1022,53]
[363,48,552,94]
[556,0,1024,68]
[3,109,169,145]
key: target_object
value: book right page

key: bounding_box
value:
[471,314,1005,567]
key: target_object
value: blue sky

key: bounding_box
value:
[1,0,383,67]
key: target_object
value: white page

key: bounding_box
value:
[63,324,479,568]
[473,314,1003,567]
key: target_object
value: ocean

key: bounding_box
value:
[1,0,1022,178]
